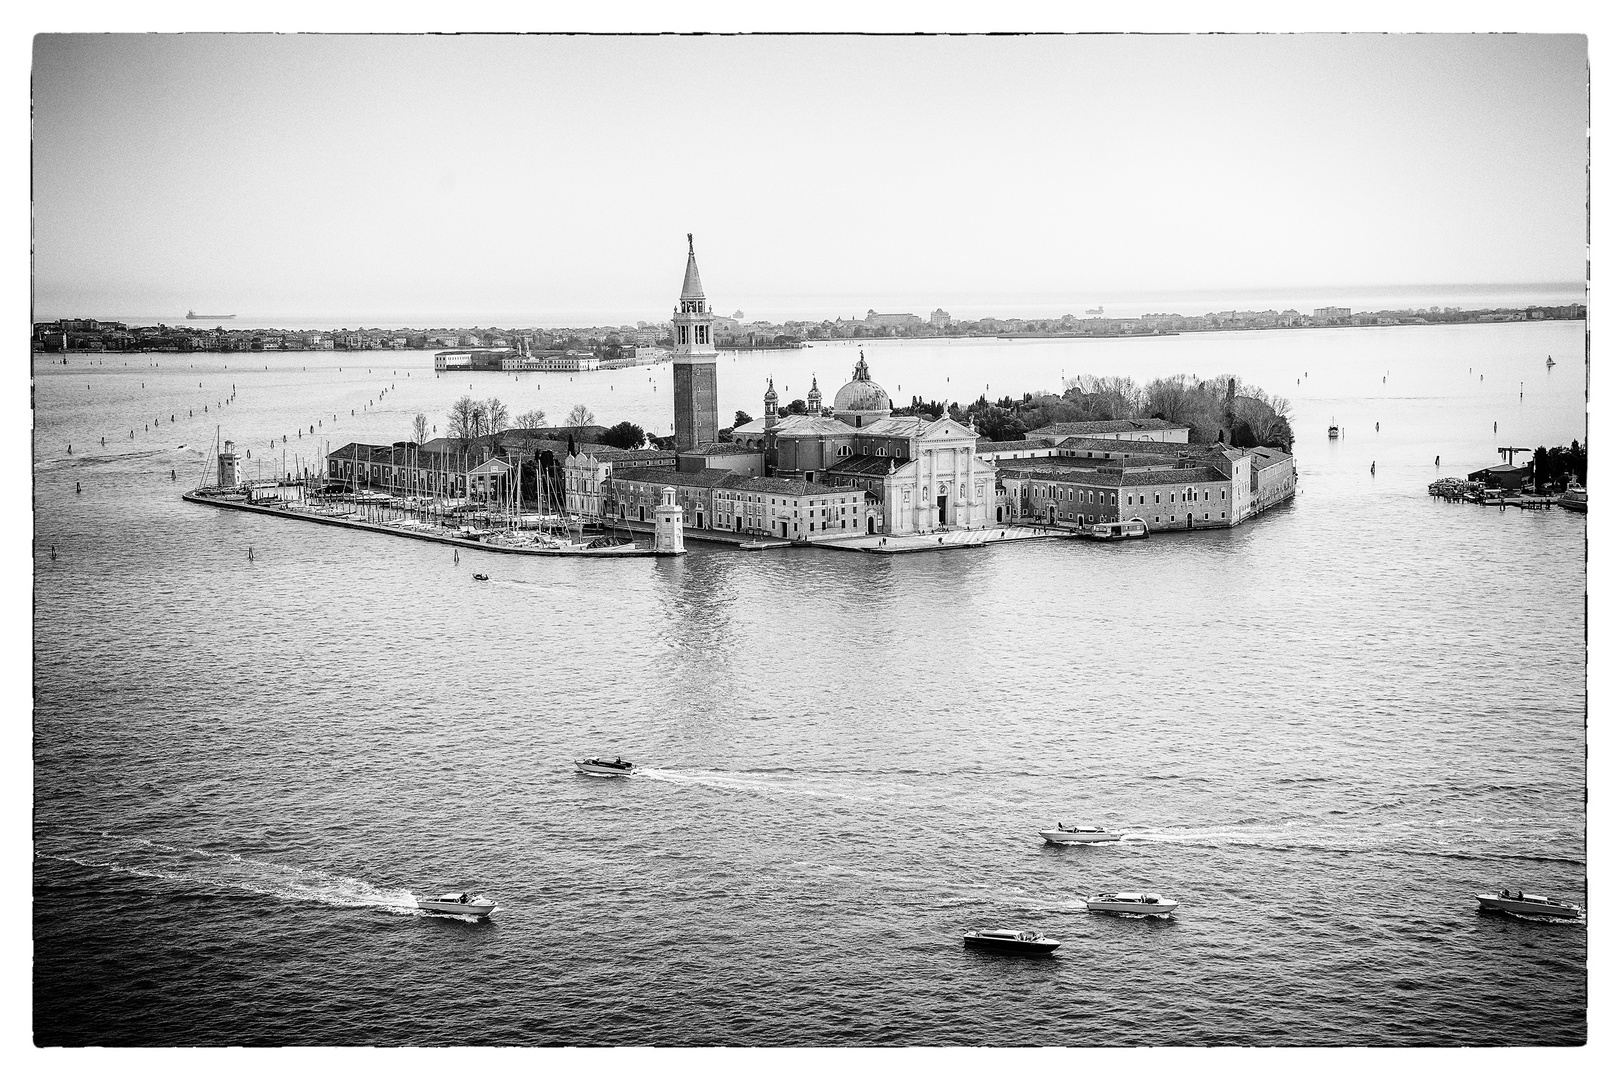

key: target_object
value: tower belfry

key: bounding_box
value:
[671,233,719,451]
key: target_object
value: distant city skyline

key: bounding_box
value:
[32,34,1588,324]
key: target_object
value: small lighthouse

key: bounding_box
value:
[653,486,686,555]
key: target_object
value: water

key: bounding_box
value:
[32,321,1586,1045]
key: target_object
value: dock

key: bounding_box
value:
[182,490,658,556]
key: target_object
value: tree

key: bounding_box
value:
[734,410,754,427]
[565,404,595,429]
[601,420,645,450]
[482,398,510,437]
[786,399,807,415]
[447,395,480,454]
[411,411,429,445]
[516,408,547,430]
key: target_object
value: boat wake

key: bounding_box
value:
[37,837,418,914]
[634,767,876,803]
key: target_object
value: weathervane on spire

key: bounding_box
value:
[687,232,694,254]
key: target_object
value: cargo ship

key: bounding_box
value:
[186,310,236,320]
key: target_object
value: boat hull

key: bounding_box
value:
[415,899,497,917]
[575,761,634,777]
[1086,897,1178,915]
[963,933,1060,954]
[1476,895,1582,919]
[1041,830,1122,844]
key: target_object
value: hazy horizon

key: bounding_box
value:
[32,34,1588,323]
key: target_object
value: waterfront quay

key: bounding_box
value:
[181,485,656,558]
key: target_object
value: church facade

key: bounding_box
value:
[733,353,1002,534]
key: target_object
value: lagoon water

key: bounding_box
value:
[33,321,1586,1045]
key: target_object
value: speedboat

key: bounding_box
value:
[1476,889,1583,919]
[962,929,1061,954]
[415,891,498,918]
[1041,824,1123,844]
[472,573,489,581]
[1085,892,1178,915]
[1557,483,1586,513]
[575,756,635,777]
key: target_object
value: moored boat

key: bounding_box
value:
[1476,889,1582,919]
[576,756,635,776]
[1041,823,1123,844]
[1083,517,1148,541]
[1557,483,1586,512]
[1327,418,1340,439]
[963,929,1061,954]
[415,891,498,918]
[1086,891,1178,915]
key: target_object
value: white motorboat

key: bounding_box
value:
[576,756,635,777]
[1041,824,1123,844]
[1476,889,1583,920]
[415,891,498,918]
[962,929,1061,954]
[1085,891,1178,915]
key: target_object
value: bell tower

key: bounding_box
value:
[671,233,719,451]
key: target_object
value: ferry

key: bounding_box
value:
[1476,889,1582,920]
[963,929,1061,954]
[576,756,635,777]
[1083,518,1148,542]
[1085,892,1179,915]
[415,891,498,918]
[1041,824,1123,844]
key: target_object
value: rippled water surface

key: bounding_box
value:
[33,322,1586,1045]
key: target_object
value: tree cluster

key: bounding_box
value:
[1532,441,1586,488]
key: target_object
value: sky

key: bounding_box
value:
[30,33,1589,326]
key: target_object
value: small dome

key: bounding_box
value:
[833,355,892,416]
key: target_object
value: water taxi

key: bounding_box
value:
[576,756,635,777]
[415,891,498,918]
[1085,892,1179,915]
[1476,889,1582,919]
[1083,518,1148,542]
[1041,824,1123,844]
[962,929,1061,954]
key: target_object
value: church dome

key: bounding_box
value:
[833,354,892,417]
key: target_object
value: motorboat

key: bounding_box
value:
[1083,518,1148,542]
[1327,418,1340,440]
[576,756,635,776]
[415,891,498,918]
[1085,892,1178,915]
[472,573,489,581]
[738,540,771,550]
[962,929,1061,954]
[1557,483,1586,513]
[1041,824,1123,844]
[1476,889,1583,919]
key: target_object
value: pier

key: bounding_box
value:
[182,489,657,557]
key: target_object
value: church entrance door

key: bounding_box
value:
[937,495,947,525]
[867,518,876,534]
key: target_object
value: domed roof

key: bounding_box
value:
[833,354,892,415]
